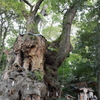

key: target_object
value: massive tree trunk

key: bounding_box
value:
[0,34,47,100]
[0,0,77,100]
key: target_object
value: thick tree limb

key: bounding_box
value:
[54,1,87,60]
[54,6,77,68]
[32,0,44,16]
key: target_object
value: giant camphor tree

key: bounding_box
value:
[0,0,92,100]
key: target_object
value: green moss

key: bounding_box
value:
[48,46,58,52]
[27,72,35,79]
[23,34,36,42]
[23,34,28,41]
[34,70,44,81]
[29,35,36,40]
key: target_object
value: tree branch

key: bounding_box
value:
[20,0,33,18]
[34,5,48,25]
[20,0,32,7]
[54,6,77,68]
[32,0,44,16]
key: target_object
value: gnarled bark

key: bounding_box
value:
[0,34,47,100]
[13,34,46,72]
